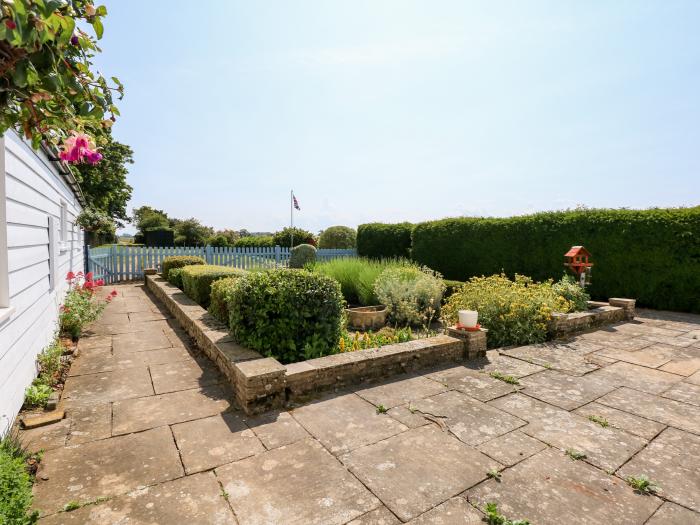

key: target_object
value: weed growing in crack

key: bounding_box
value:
[63,501,80,512]
[626,475,659,495]
[487,469,502,481]
[489,371,519,385]
[376,404,388,414]
[587,415,609,428]
[483,502,530,525]
[565,448,587,461]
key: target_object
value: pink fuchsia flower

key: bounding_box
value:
[58,132,102,165]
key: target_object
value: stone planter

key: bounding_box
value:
[345,305,388,331]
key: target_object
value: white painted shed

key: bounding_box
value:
[0,130,85,433]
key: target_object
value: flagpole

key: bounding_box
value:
[290,190,294,249]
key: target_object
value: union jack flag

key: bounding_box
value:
[293,194,300,211]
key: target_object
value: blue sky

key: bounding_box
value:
[97,1,700,234]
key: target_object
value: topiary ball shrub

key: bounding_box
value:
[181,265,245,307]
[161,255,205,280]
[208,276,240,325]
[227,269,344,363]
[318,226,356,249]
[289,243,317,268]
[167,267,185,289]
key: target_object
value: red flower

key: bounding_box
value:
[83,281,94,290]
[85,272,93,281]
[110,290,118,296]
[96,278,104,286]
[4,20,17,30]
[66,271,75,281]
[106,296,112,302]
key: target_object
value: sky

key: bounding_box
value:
[96,1,700,234]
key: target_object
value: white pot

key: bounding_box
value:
[458,310,478,327]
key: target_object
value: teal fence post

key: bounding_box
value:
[275,245,281,268]
[205,245,213,264]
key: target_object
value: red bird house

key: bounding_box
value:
[564,245,593,277]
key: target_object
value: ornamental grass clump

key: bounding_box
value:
[442,274,571,348]
[374,265,445,326]
[226,269,344,363]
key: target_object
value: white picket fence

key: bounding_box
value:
[87,245,357,283]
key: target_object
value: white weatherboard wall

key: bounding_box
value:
[0,130,84,433]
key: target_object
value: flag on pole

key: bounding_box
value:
[293,193,300,211]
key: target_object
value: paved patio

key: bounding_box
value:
[24,283,700,524]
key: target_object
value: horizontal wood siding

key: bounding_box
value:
[0,131,84,432]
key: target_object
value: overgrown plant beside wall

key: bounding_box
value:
[0,432,38,525]
[59,272,114,340]
[411,207,700,312]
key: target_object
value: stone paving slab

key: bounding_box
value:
[585,361,684,395]
[355,375,447,408]
[408,497,483,524]
[591,344,676,369]
[112,385,231,435]
[217,438,379,525]
[464,350,545,378]
[61,367,154,407]
[20,419,70,453]
[149,359,221,394]
[347,506,400,525]
[342,426,497,522]
[76,334,112,352]
[502,344,599,375]
[618,427,700,512]
[519,369,616,410]
[65,403,112,445]
[659,352,700,376]
[39,472,235,524]
[645,502,700,525]
[687,370,700,385]
[477,430,548,466]
[573,401,666,440]
[412,390,525,446]
[660,381,700,406]
[387,404,430,429]
[488,392,565,422]
[32,426,184,516]
[172,412,264,474]
[112,329,174,354]
[68,346,193,376]
[244,410,310,450]
[597,387,700,434]
[467,448,662,525]
[425,366,517,401]
[290,393,407,455]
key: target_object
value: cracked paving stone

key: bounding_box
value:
[38,472,235,524]
[386,405,429,429]
[597,387,700,434]
[645,502,700,525]
[342,425,497,522]
[519,369,616,410]
[424,366,517,401]
[355,374,447,408]
[32,426,183,516]
[412,390,525,446]
[347,506,400,525]
[502,344,599,375]
[467,447,662,525]
[464,350,545,378]
[408,497,484,524]
[573,401,666,440]
[290,393,407,455]
[585,361,684,395]
[477,430,548,466]
[244,410,310,450]
[619,427,700,513]
[217,438,379,525]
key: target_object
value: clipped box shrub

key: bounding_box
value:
[168,267,185,289]
[227,269,344,363]
[412,207,700,313]
[161,255,205,280]
[181,265,245,307]
[356,222,413,259]
[289,243,317,268]
[208,276,240,325]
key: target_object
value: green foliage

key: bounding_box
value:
[0,0,122,147]
[489,371,519,385]
[375,405,388,414]
[0,438,38,525]
[60,279,108,339]
[442,274,571,348]
[234,235,275,248]
[289,244,317,268]
[160,255,205,280]
[76,208,115,236]
[208,277,240,325]
[208,230,240,247]
[587,415,609,428]
[73,134,133,225]
[411,208,700,312]
[36,339,63,387]
[442,279,465,299]
[273,227,316,248]
[167,267,184,289]
[23,381,52,408]
[132,206,169,234]
[552,274,590,312]
[565,448,587,461]
[357,222,413,259]
[483,502,530,525]
[374,265,445,326]
[181,265,244,307]
[172,218,213,247]
[625,474,659,494]
[338,326,413,353]
[318,226,356,249]
[227,270,344,363]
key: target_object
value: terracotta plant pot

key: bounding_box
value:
[345,305,388,331]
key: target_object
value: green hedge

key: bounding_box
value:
[357,222,413,258]
[161,255,205,280]
[208,276,240,325]
[227,269,344,363]
[181,265,245,307]
[167,267,184,289]
[411,208,700,312]
[234,236,275,248]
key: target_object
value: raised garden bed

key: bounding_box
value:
[146,275,485,414]
[547,298,636,337]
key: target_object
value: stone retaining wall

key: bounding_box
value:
[547,299,636,338]
[145,275,484,414]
